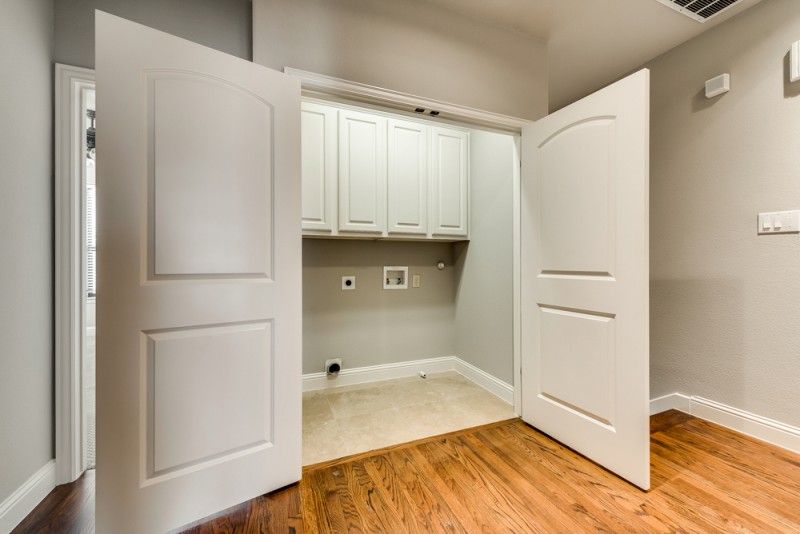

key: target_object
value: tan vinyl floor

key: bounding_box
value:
[302,371,516,466]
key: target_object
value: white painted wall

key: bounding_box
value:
[253,0,549,121]
[302,240,456,374]
[647,0,800,427]
[54,0,252,69]
[454,130,516,384]
[0,0,54,504]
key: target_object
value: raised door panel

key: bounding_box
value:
[520,69,650,490]
[430,127,468,237]
[338,109,386,234]
[96,12,301,533]
[388,118,427,235]
[301,102,337,233]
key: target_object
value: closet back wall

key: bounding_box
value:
[302,240,456,374]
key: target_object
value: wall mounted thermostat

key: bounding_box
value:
[383,266,408,289]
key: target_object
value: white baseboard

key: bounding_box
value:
[0,459,56,533]
[303,356,514,404]
[303,356,456,392]
[649,393,800,454]
[649,392,691,415]
[452,358,514,404]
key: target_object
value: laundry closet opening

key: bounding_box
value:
[299,96,519,465]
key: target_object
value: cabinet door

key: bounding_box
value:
[388,118,427,235]
[301,102,337,232]
[430,127,469,237]
[339,109,386,234]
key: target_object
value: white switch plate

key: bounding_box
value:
[791,40,800,83]
[342,275,355,290]
[758,210,800,235]
[412,274,421,288]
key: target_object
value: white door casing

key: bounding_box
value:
[520,69,650,490]
[96,12,301,533]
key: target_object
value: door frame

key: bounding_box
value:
[284,67,528,414]
[55,63,96,485]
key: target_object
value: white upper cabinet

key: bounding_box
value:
[388,118,428,235]
[338,109,387,234]
[301,102,337,233]
[300,100,468,240]
[430,127,469,238]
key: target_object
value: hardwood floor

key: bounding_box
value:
[14,411,800,533]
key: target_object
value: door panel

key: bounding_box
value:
[430,127,468,237]
[338,109,386,233]
[96,12,301,533]
[520,69,650,490]
[388,118,427,235]
[301,102,337,232]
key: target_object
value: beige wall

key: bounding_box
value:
[0,0,54,503]
[54,0,252,69]
[647,0,800,426]
[302,240,456,374]
[253,0,548,121]
[454,130,516,384]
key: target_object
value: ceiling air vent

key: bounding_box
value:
[654,0,743,22]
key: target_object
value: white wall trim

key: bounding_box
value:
[0,460,56,533]
[303,356,455,392]
[303,356,514,404]
[284,67,530,133]
[55,63,95,485]
[452,358,514,404]
[649,392,691,415]
[649,393,800,454]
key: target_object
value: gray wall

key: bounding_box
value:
[648,0,800,426]
[253,0,548,121]
[302,240,456,374]
[0,0,54,504]
[54,0,252,69]
[454,130,516,384]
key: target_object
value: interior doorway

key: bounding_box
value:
[55,64,96,484]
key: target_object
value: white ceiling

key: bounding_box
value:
[421,0,765,110]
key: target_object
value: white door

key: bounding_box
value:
[338,109,387,234]
[520,69,650,490]
[95,12,302,533]
[430,127,469,238]
[387,118,427,235]
[301,101,337,233]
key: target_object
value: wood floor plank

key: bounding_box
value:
[17,411,800,533]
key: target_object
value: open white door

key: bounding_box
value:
[520,69,650,490]
[95,12,301,532]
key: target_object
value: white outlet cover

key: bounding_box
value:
[792,41,800,83]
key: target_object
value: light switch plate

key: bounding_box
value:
[758,210,800,235]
